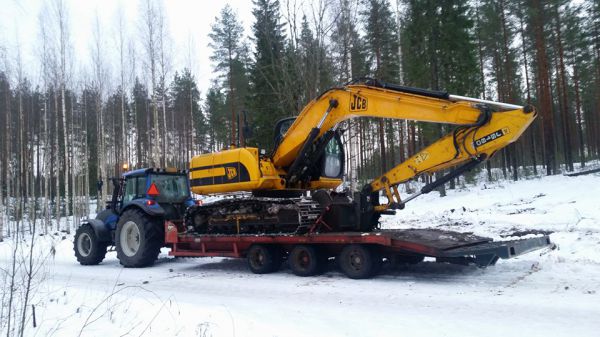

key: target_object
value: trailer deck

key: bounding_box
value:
[165,221,553,271]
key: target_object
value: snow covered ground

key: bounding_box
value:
[1,173,599,337]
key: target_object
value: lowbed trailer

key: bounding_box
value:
[165,221,553,279]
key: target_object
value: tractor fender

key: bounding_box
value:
[121,200,166,218]
[83,218,112,243]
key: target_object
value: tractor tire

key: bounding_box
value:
[74,224,108,265]
[246,244,283,274]
[115,209,163,268]
[338,244,382,279]
[288,245,325,277]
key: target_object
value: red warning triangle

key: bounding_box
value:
[147,182,160,196]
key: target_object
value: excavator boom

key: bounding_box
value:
[272,80,535,210]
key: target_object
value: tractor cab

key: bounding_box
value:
[119,168,194,220]
[97,168,194,230]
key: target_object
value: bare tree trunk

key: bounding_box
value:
[553,5,573,171]
[54,89,61,231]
[54,0,71,233]
[518,11,537,175]
[531,0,556,175]
[43,94,50,233]
[572,63,585,167]
[117,7,128,172]
[142,0,161,167]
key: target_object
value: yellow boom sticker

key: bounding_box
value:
[474,128,510,148]
[414,152,429,165]
[226,167,238,180]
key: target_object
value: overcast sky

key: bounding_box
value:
[0,0,255,94]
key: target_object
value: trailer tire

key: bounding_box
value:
[247,245,282,274]
[289,245,324,276]
[74,224,108,265]
[115,209,163,268]
[338,244,382,279]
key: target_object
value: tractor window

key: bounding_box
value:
[122,176,146,204]
[322,137,343,178]
[149,174,189,203]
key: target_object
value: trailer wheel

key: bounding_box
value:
[247,245,282,274]
[338,244,382,279]
[289,245,324,276]
[74,224,108,265]
[115,209,163,268]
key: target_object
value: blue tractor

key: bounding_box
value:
[74,168,195,267]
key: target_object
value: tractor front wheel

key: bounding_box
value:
[74,224,108,265]
[115,209,163,268]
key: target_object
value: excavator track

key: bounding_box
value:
[184,197,323,235]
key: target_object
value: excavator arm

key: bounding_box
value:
[273,80,536,211]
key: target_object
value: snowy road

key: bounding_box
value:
[3,173,600,336]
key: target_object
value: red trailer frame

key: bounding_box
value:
[164,221,553,279]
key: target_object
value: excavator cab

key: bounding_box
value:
[274,117,344,180]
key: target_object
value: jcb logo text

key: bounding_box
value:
[226,167,238,180]
[350,94,368,111]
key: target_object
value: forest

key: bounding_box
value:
[0,0,598,237]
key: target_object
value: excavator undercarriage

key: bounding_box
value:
[185,198,324,235]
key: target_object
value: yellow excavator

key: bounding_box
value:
[185,79,535,234]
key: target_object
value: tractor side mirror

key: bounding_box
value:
[109,177,122,210]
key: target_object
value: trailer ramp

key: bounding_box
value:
[379,229,553,267]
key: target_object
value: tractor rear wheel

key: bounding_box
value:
[338,244,382,279]
[74,224,108,265]
[246,245,283,274]
[115,209,163,268]
[289,245,325,277]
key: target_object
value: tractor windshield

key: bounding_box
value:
[148,174,189,203]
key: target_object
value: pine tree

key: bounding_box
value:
[562,3,589,167]
[401,0,479,193]
[479,0,523,180]
[132,79,150,167]
[209,4,250,146]
[204,83,229,151]
[332,0,369,82]
[248,0,287,149]
[170,69,204,161]
[363,0,399,173]
[528,0,557,175]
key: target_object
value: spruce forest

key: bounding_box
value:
[0,0,599,237]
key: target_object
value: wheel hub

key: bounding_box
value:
[350,252,363,270]
[77,233,92,257]
[120,221,141,257]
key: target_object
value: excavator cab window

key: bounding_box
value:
[320,135,344,178]
[273,117,296,146]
